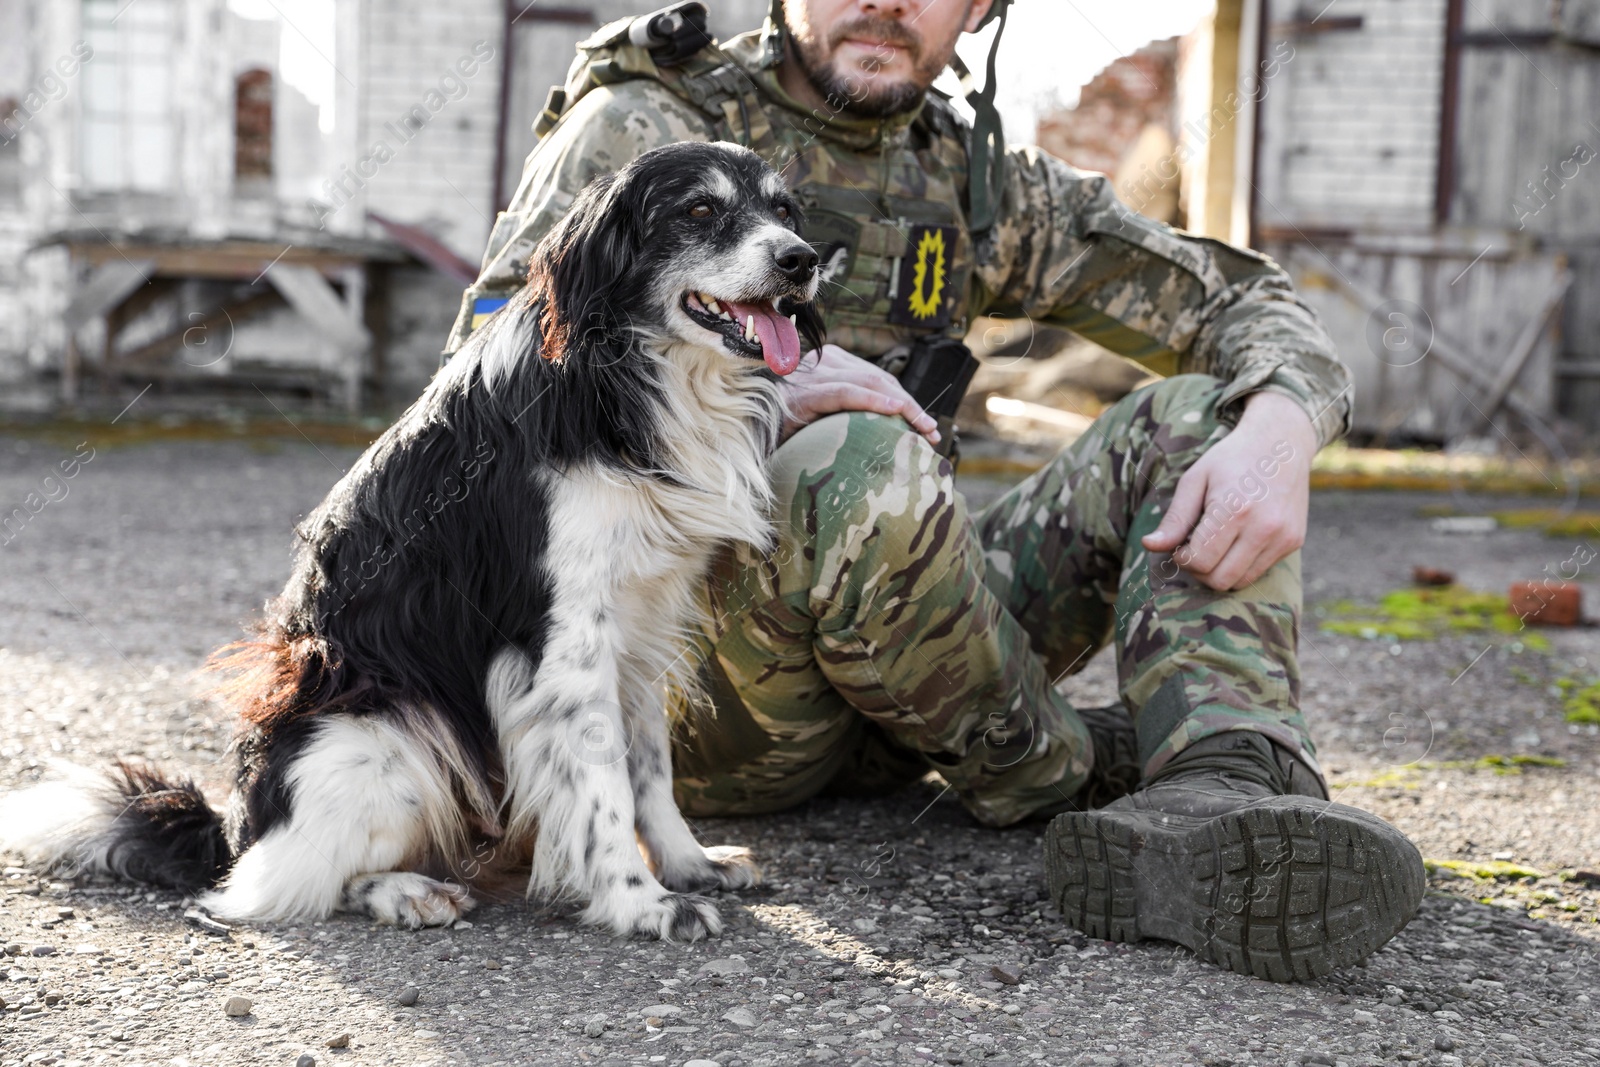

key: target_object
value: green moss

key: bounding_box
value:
[1318,585,1549,649]
[1561,679,1600,723]
[1426,859,1545,881]
[1473,754,1564,769]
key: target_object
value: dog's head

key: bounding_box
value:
[527,142,825,375]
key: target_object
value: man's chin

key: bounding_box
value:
[811,66,927,118]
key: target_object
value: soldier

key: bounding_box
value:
[445,0,1425,981]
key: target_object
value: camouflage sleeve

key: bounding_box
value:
[442,79,718,355]
[975,146,1352,448]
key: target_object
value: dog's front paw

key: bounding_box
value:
[701,845,760,890]
[658,845,761,893]
[583,890,723,942]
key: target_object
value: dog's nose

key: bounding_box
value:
[774,243,819,283]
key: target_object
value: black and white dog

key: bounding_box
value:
[0,142,823,942]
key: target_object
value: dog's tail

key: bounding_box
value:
[0,760,231,891]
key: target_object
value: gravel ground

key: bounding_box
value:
[2,432,1599,1067]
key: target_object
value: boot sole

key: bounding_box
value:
[1044,796,1426,982]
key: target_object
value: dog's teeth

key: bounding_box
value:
[789,314,796,329]
[771,296,782,311]
[745,315,756,343]
[706,298,721,314]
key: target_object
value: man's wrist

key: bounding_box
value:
[1241,391,1318,460]
[1240,389,1320,453]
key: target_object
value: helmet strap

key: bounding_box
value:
[948,0,1008,243]
[761,0,786,67]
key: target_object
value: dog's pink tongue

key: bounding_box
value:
[725,301,801,375]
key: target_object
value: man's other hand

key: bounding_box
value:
[780,344,941,447]
[1140,391,1317,591]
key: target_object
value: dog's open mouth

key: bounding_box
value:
[683,291,805,375]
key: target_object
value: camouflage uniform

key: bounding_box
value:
[445,23,1350,827]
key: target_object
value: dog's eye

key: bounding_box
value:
[774,204,791,222]
[689,202,715,219]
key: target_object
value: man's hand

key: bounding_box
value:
[779,344,941,447]
[1140,391,1317,591]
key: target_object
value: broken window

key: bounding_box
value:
[81,0,176,191]
[234,68,273,179]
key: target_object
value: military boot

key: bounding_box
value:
[1043,730,1426,982]
[1071,703,1143,810]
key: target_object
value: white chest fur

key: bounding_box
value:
[537,342,780,687]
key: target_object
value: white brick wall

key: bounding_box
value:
[350,0,505,261]
[1255,0,1448,232]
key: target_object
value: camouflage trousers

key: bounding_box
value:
[668,374,1318,827]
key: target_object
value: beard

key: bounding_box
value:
[787,14,961,119]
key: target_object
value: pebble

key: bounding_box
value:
[223,996,254,1017]
[414,1030,439,1040]
[639,1004,681,1018]
[722,1006,758,1028]
[295,1056,316,1067]
[3,943,20,956]
[684,1061,721,1067]
[0,994,6,1010]
[990,964,1022,986]
[326,1034,351,1049]
[30,945,55,957]
[582,1014,608,1038]
[1436,1036,1456,1052]
[396,986,420,1007]
[698,958,750,977]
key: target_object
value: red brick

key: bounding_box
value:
[1509,581,1582,627]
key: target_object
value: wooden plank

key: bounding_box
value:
[264,263,369,353]
[63,259,154,328]
[110,289,284,369]
[69,243,380,280]
[1476,268,1571,419]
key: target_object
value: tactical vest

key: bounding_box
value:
[534,10,980,364]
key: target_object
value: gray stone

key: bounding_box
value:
[30,945,55,956]
[223,996,253,1017]
[325,1034,350,1049]
[990,963,1022,986]
[721,1006,758,1028]
[698,958,751,977]
[295,1056,316,1067]
[1436,1035,1457,1052]
[396,986,420,1007]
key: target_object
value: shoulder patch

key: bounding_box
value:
[471,296,510,332]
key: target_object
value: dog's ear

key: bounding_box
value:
[527,173,640,358]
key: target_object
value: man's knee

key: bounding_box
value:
[775,411,957,548]
[772,411,965,617]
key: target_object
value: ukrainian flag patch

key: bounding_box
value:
[470,296,509,331]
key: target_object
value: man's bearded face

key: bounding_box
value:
[785,3,970,118]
